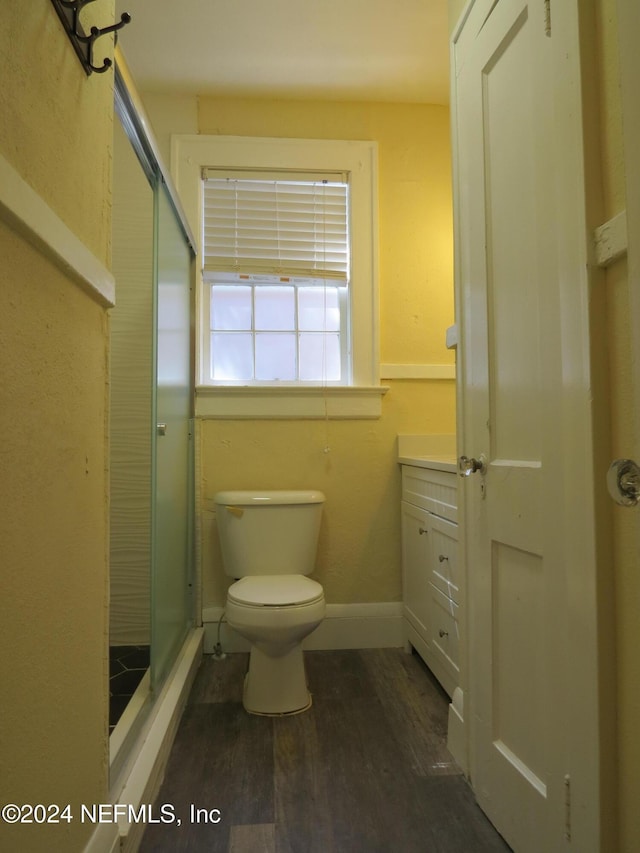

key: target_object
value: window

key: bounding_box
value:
[173,135,384,417]
[208,273,345,382]
[203,174,349,384]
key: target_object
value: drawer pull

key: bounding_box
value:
[439,629,449,638]
[438,554,449,563]
[418,527,428,535]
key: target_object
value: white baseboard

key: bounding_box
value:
[447,686,468,775]
[202,602,404,654]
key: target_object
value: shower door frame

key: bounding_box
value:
[110,46,199,782]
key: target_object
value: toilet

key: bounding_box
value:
[214,489,326,715]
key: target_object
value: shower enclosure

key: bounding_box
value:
[109,50,197,779]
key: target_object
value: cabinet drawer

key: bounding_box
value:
[429,514,459,602]
[402,465,458,522]
[429,583,460,676]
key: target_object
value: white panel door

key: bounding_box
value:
[452,1,601,850]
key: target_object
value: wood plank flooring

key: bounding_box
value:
[139,649,511,853]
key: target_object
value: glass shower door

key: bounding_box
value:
[151,180,194,689]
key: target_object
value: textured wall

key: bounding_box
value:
[192,97,456,607]
[0,3,113,265]
[0,3,113,851]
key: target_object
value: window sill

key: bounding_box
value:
[195,385,389,419]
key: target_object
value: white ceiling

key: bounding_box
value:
[114,0,450,104]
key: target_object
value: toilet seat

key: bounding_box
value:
[228,575,324,607]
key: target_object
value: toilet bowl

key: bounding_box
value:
[214,490,326,715]
[227,575,325,714]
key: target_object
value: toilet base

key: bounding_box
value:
[243,643,312,716]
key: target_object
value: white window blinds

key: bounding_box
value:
[202,171,349,281]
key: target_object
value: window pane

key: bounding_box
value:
[255,286,295,331]
[255,333,296,380]
[211,332,253,380]
[298,286,340,331]
[211,285,252,330]
[299,333,341,381]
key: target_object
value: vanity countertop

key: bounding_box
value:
[397,434,457,474]
[397,454,457,474]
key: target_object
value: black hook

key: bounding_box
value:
[50,0,132,75]
[85,14,132,73]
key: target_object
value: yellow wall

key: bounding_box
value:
[195,98,456,607]
[0,4,113,264]
[0,5,113,851]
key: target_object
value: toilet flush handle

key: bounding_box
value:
[226,505,244,518]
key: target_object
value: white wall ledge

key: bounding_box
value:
[380,363,456,380]
[0,152,115,308]
[594,210,628,268]
[195,384,389,419]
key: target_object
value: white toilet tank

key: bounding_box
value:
[214,490,325,578]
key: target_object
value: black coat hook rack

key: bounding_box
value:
[50,0,131,75]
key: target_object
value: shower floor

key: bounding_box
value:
[109,644,150,734]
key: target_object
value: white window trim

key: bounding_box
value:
[172,135,386,418]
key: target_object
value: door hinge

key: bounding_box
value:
[564,774,571,841]
[544,0,552,37]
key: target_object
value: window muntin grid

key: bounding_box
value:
[208,275,345,383]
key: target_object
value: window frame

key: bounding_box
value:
[172,134,385,418]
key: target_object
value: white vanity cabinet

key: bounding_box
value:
[401,463,460,698]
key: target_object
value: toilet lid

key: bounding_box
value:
[227,575,324,607]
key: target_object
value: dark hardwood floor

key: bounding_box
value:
[140,648,511,853]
